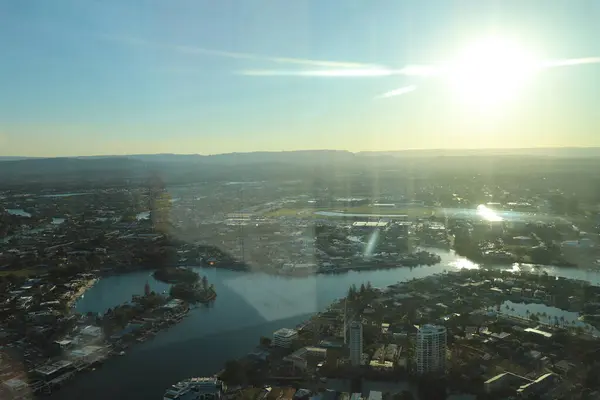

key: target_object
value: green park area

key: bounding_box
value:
[0,268,38,277]
[264,205,437,219]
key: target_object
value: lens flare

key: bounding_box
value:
[447,38,538,108]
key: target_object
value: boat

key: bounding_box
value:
[163,377,226,400]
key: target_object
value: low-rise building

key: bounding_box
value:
[2,377,29,398]
[367,391,382,400]
[484,372,530,394]
[524,327,553,338]
[80,325,102,338]
[273,328,298,348]
[34,360,74,381]
[283,346,327,370]
[517,373,558,397]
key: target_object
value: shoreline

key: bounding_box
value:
[68,278,98,307]
[209,268,599,393]
[38,295,191,397]
[95,262,441,279]
[51,260,600,399]
[92,260,589,281]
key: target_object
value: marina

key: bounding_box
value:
[163,377,225,400]
[8,306,192,398]
[2,280,199,399]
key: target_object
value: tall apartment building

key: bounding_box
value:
[416,324,447,374]
[349,321,363,366]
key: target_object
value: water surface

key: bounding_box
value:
[40,193,91,198]
[56,250,600,400]
[136,211,150,221]
[501,300,598,333]
[6,208,32,217]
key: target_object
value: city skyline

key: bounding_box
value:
[2,0,600,156]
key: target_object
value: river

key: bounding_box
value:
[50,249,600,400]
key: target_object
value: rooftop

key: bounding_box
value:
[35,360,73,376]
[80,325,102,337]
[524,327,553,338]
[352,221,388,227]
[2,377,28,391]
[285,346,327,361]
[274,328,298,338]
[70,345,104,358]
[418,324,446,334]
[368,391,382,400]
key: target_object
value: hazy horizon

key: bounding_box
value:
[2,1,600,156]
[3,145,600,160]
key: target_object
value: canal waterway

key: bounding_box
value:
[50,248,600,400]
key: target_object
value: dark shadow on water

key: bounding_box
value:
[53,264,314,400]
[50,246,536,400]
[50,308,310,400]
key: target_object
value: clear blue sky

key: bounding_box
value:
[1,0,599,156]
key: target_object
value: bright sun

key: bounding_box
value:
[447,37,538,108]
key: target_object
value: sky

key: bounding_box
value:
[1,0,600,156]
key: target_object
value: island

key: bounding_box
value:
[169,278,217,304]
[153,266,201,284]
[153,267,217,304]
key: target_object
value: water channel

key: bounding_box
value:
[50,249,600,400]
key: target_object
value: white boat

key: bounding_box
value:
[163,377,226,400]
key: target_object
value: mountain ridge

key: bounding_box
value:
[1,147,600,189]
[3,146,600,162]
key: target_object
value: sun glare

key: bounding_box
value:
[447,38,538,108]
[477,204,503,222]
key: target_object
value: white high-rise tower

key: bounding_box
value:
[416,324,447,374]
[349,321,363,366]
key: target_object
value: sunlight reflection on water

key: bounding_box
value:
[448,257,480,270]
[477,204,503,221]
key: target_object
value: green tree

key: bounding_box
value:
[348,284,357,300]
[529,314,540,323]
[221,360,246,385]
[396,390,415,400]
[120,211,137,222]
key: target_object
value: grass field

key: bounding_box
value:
[265,205,437,218]
[0,268,38,277]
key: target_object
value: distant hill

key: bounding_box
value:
[118,150,355,165]
[357,147,600,158]
[201,150,355,165]
[1,147,599,189]
[0,156,38,161]
[0,157,147,173]
[0,153,342,189]
[0,157,153,188]
[110,147,600,160]
[2,147,599,165]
